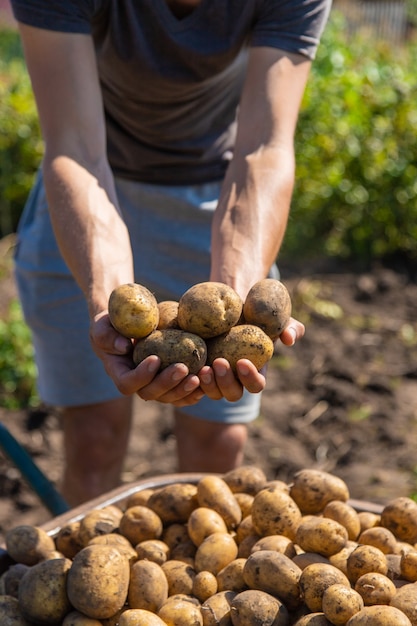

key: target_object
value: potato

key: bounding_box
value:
[67,545,130,619]
[250,534,297,559]
[380,497,417,544]
[18,557,72,624]
[358,526,398,555]
[118,609,167,626]
[0,595,32,626]
[158,597,203,626]
[128,560,168,612]
[242,278,292,340]
[125,488,155,508]
[5,525,56,566]
[251,486,302,540]
[222,466,267,496]
[237,534,261,559]
[206,324,274,373]
[197,475,242,530]
[133,328,207,374]
[354,572,396,606]
[162,523,190,549]
[323,501,361,541]
[194,532,238,575]
[119,505,163,545]
[295,516,349,558]
[148,482,199,524]
[108,282,159,339]
[201,590,237,626]
[229,589,289,626]
[89,533,138,564]
[345,605,412,625]
[290,469,350,515]
[157,300,180,329]
[78,507,122,546]
[298,563,350,613]
[322,583,364,625]
[188,507,228,547]
[243,549,302,610]
[216,558,247,593]
[292,615,333,625]
[177,281,243,339]
[357,511,381,533]
[400,549,417,581]
[346,545,388,584]
[55,521,83,559]
[169,539,197,565]
[390,582,417,624]
[135,539,171,564]
[2,564,30,599]
[62,611,103,625]
[328,541,359,576]
[233,493,254,519]
[235,515,257,545]
[193,570,218,602]
[161,560,196,596]
[293,553,331,571]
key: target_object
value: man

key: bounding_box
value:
[10,0,330,506]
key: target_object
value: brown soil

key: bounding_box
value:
[1,234,417,542]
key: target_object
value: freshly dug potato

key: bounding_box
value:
[233,493,254,519]
[292,615,333,625]
[358,526,397,555]
[298,563,350,613]
[197,475,242,530]
[251,486,302,540]
[293,553,331,571]
[192,570,218,602]
[89,533,138,564]
[162,523,190,549]
[128,560,168,612]
[290,469,350,515]
[18,557,72,624]
[354,572,396,606]
[357,511,381,533]
[5,525,56,566]
[222,466,267,496]
[158,597,203,626]
[133,328,207,374]
[216,558,247,593]
[201,590,237,626]
[62,611,103,625]
[346,545,388,584]
[323,501,361,541]
[2,564,30,599]
[328,542,359,576]
[229,589,289,626]
[235,515,257,545]
[135,539,171,564]
[390,582,417,624]
[206,324,274,373]
[157,300,180,329]
[250,534,297,559]
[108,283,159,339]
[118,609,167,626]
[67,545,130,619]
[148,482,199,525]
[237,534,261,559]
[188,507,228,547]
[345,605,412,625]
[161,560,196,596]
[400,550,417,581]
[170,539,197,565]
[78,507,122,546]
[118,505,163,545]
[0,594,32,626]
[55,521,83,559]
[125,488,155,508]
[177,281,243,339]
[322,583,364,626]
[242,278,292,340]
[295,516,349,558]
[380,497,417,544]
[194,532,238,575]
[243,549,302,610]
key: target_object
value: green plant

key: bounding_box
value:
[0,299,39,409]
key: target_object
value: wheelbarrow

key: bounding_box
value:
[0,421,69,516]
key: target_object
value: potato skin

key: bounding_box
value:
[62,611,103,625]
[346,545,388,585]
[290,469,350,515]
[295,516,349,558]
[243,278,292,340]
[299,563,350,613]
[118,505,163,545]
[67,545,130,619]
[194,532,239,575]
[206,324,274,373]
[230,589,289,626]
[243,549,302,610]
[322,583,364,626]
[108,283,159,339]
[177,281,243,339]
[323,501,361,541]
[128,560,168,612]
[222,466,267,496]
[251,486,302,541]
[390,582,417,624]
[118,609,167,626]
[5,525,56,566]
[18,557,72,624]
[157,300,180,329]
[158,598,203,626]
[345,605,412,625]
[354,572,396,606]
[148,482,199,525]
[0,594,32,626]
[133,328,207,374]
[197,475,242,530]
[380,497,417,544]
[188,507,228,547]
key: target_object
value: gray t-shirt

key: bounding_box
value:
[11,0,331,184]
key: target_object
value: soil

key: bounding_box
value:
[1,234,417,544]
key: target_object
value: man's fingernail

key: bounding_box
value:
[238,363,250,376]
[288,328,297,345]
[201,373,212,385]
[115,337,130,352]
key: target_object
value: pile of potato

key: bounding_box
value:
[2,467,417,625]
[108,279,292,373]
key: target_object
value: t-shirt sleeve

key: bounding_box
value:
[10,0,100,33]
[251,0,332,59]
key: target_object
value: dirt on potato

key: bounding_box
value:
[1,236,417,541]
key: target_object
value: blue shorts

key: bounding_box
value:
[14,171,277,424]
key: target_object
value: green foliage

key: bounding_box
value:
[285,10,417,265]
[0,27,43,237]
[0,299,39,409]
